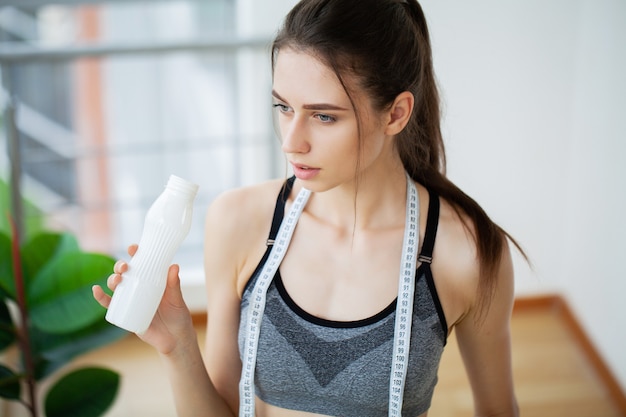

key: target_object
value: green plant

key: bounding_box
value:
[0,223,128,417]
[0,180,45,240]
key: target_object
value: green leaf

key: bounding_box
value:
[45,367,120,417]
[0,299,15,351]
[28,252,114,334]
[21,232,79,292]
[0,232,15,299]
[0,364,21,400]
[31,320,128,380]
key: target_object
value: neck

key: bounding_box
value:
[305,162,408,232]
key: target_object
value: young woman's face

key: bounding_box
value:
[272,48,390,192]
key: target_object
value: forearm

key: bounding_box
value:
[160,335,235,417]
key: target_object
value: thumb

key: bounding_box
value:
[163,264,187,307]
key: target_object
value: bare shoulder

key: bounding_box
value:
[428,192,483,327]
[428,190,515,329]
[204,178,289,294]
[205,179,287,228]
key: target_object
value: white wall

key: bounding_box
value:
[422,0,626,391]
[564,0,626,393]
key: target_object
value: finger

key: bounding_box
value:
[167,264,181,288]
[92,285,111,308]
[113,260,127,274]
[128,244,138,257]
[163,264,187,308]
[107,273,122,291]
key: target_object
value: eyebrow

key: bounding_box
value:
[272,89,350,111]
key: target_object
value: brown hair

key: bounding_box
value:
[271,0,527,315]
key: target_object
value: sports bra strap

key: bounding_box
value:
[267,176,296,246]
[417,189,440,265]
[267,178,441,260]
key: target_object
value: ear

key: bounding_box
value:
[384,91,414,136]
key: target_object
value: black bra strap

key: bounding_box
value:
[418,189,440,264]
[267,176,296,246]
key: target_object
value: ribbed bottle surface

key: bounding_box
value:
[106,175,198,334]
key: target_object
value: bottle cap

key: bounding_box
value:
[166,175,199,197]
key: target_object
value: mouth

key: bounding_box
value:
[290,162,320,179]
[292,162,318,170]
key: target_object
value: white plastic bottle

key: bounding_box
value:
[106,175,199,334]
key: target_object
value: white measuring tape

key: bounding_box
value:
[239,185,311,417]
[239,175,419,417]
[388,175,419,416]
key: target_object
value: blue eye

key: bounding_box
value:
[273,103,290,113]
[316,114,336,123]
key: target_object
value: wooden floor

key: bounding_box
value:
[2,297,624,416]
[431,298,624,417]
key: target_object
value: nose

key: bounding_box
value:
[280,116,310,154]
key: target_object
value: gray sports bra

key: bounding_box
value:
[239,177,448,416]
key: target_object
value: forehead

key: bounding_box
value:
[273,48,352,107]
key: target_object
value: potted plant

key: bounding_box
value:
[0,222,128,417]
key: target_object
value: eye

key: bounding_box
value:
[315,113,336,123]
[273,103,290,113]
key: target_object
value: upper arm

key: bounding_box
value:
[454,239,519,417]
[201,181,283,413]
[202,191,247,413]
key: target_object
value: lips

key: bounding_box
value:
[291,162,320,180]
[294,163,314,170]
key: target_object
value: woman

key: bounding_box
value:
[94,0,522,416]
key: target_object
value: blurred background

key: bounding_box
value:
[1,0,296,309]
[1,0,624,414]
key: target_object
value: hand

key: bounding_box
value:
[92,244,197,356]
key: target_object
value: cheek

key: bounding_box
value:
[353,114,387,161]
[364,134,386,155]
[276,116,290,138]
[329,125,360,158]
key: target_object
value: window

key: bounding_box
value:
[1,0,287,310]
